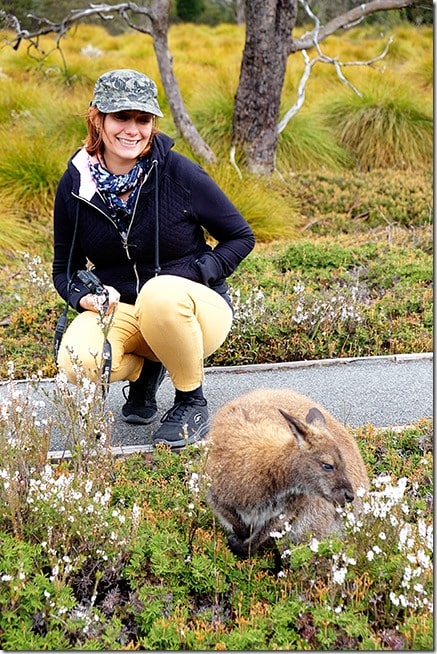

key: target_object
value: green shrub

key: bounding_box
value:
[276,240,377,272]
[206,228,432,365]
[0,223,432,379]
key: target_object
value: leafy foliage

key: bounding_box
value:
[291,168,432,233]
[0,222,432,378]
[208,224,432,365]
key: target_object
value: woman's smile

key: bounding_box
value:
[100,110,154,173]
[117,137,141,147]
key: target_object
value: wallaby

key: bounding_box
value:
[205,388,369,557]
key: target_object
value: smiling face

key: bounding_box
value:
[98,110,154,173]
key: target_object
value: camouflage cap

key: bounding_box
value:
[91,69,163,117]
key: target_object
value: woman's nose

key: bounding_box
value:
[124,120,139,134]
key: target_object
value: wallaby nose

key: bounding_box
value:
[333,486,354,506]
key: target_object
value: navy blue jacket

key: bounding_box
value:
[52,132,255,311]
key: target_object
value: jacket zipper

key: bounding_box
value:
[71,164,154,297]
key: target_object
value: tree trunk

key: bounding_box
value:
[231,0,298,175]
[235,0,245,23]
[151,0,216,163]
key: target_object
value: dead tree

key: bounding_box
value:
[231,0,421,174]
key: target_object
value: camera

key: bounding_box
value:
[76,269,106,296]
[75,269,109,314]
[53,269,112,378]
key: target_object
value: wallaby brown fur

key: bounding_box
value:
[205,388,369,557]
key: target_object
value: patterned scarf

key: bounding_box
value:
[89,158,148,219]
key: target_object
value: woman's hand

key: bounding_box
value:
[79,285,120,315]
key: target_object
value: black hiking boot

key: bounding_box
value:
[121,360,166,425]
[152,397,209,448]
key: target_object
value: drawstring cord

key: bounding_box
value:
[152,159,161,276]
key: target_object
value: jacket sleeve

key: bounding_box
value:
[52,174,89,311]
[189,163,256,281]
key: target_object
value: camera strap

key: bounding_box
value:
[101,338,112,390]
[53,201,113,389]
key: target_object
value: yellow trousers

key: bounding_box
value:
[57,275,233,391]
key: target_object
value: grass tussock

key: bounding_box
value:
[0,21,432,256]
[205,163,302,242]
[191,80,236,155]
[403,50,433,91]
[322,79,432,170]
[0,128,62,211]
[0,199,51,266]
[276,110,353,172]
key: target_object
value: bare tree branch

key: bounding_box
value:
[0,2,216,163]
[291,0,419,53]
[229,146,243,179]
[277,1,395,135]
[277,50,315,134]
[1,3,154,47]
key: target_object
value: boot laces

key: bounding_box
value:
[160,399,204,424]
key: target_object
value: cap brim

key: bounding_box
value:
[94,98,163,117]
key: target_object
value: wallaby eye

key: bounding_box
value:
[321,462,334,472]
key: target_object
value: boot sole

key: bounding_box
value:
[152,421,209,449]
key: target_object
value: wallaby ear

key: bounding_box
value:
[278,408,309,448]
[305,407,326,425]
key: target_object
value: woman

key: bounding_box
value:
[52,68,255,449]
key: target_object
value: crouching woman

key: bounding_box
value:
[52,68,255,449]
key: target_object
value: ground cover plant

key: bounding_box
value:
[0,370,433,649]
[0,18,433,651]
